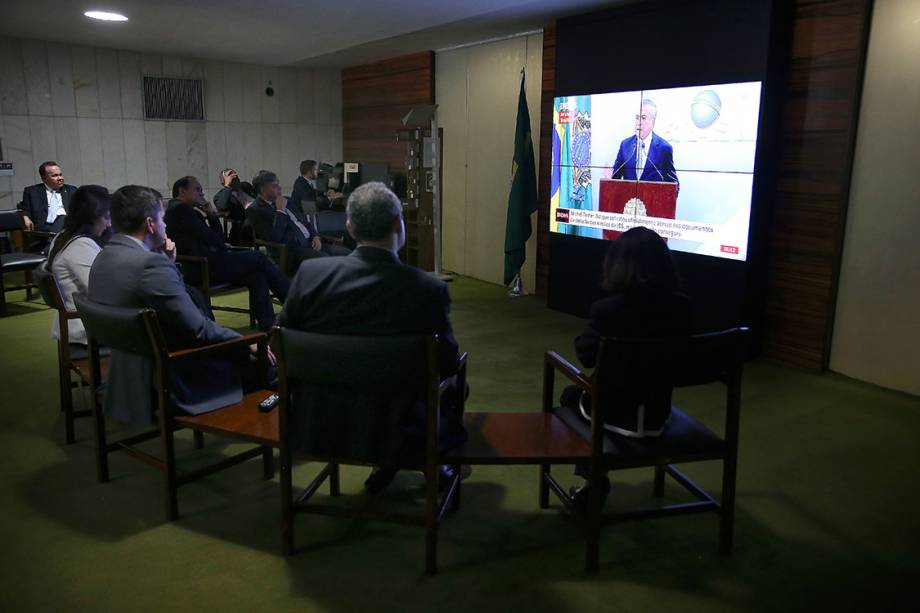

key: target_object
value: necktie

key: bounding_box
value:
[637,141,646,178]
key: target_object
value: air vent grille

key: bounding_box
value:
[143,76,204,121]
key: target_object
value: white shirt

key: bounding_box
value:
[45,185,66,223]
[49,235,102,345]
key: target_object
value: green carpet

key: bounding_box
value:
[1,277,917,612]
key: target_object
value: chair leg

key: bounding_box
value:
[425,466,439,576]
[719,456,738,555]
[62,369,76,445]
[92,390,109,483]
[25,268,34,300]
[329,462,340,496]
[584,467,603,573]
[193,430,205,449]
[451,464,462,512]
[262,446,275,480]
[653,464,666,497]
[539,464,550,509]
[280,450,294,555]
[162,429,179,521]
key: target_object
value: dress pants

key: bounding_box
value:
[209,250,290,330]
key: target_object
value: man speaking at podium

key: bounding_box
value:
[610,98,678,184]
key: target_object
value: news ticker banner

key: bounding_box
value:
[553,208,746,259]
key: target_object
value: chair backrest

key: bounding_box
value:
[593,327,748,407]
[277,328,432,388]
[73,293,157,358]
[0,209,24,233]
[31,265,59,310]
[273,328,438,464]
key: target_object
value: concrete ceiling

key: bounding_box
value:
[0,0,625,68]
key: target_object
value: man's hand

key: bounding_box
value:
[274,196,287,212]
[221,169,238,188]
[311,236,322,251]
[22,215,34,231]
[250,343,277,367]
[162,238,177,262]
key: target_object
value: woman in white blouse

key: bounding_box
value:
[47,185,111,345]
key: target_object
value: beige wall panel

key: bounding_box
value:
[261,124,282,179]
[222,63,244,122]
[22,40,52,116]
[4,115,35,193]
[118,51,143,120]
[95,49,122,119]
[144,121,168,190]
[53,117,83,186]
[77,117,104,185]
[241,65,262,123]
[71,45,100,118]
[205,122,228,194]
[47,42,76,117]
[0,37,28,115]
[261,66,280,124]
[100,118,127,190]
[123,119,148,187]
[830,0,920,396]
[434,47,470,276]
[28,116,56,167]
[203,60,225,122]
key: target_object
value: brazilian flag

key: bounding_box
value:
[503,71,538,286]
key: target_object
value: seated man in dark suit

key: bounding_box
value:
[247,170,350,275]
[19,161,78,249]
[213,168,252,245]
[88,185,266,423]
[278,181,467,493]
[165,176,288,331]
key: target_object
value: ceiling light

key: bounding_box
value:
[84,10,129,22]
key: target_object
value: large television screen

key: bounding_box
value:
[550,81,763,261]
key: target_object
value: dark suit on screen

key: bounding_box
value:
[278,246,465,465]
[88,234,243,424]
[611,133,677,183]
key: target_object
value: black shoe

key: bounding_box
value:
[569,477,611,514]
[364,467,398,494]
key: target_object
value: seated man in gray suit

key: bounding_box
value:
[278,181,467,493]
[88,185,262,423]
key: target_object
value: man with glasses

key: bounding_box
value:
[247,170,350,275]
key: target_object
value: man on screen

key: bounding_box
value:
[610,99,678,184]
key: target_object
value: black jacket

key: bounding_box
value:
[20,183,77,229]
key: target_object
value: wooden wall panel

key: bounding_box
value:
[535,24,555,298]
[341,51,435,172]
[533,1,873,370]
[762,0,873,369]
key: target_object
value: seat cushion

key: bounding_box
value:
[552,404,726,468]
[1,253,46,270]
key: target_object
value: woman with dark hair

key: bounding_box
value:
[565,226,693,505]
[47,185,111,345]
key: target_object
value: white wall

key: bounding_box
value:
[830,0,920,396]
[0,36,342,207]
[436,33,542,291]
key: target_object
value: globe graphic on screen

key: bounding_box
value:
[691,89,722,129]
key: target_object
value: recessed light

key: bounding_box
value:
[84,10,129,22]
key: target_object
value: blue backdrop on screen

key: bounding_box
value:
[548,0,786,343]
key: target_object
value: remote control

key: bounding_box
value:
[258,393,279,412]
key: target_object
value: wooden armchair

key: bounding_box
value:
[273,328,463,575]
[176,253,256,328]
[32,266,110,444]
[0,209,47,315]
[540,327,749,571]
[73,293,277,521]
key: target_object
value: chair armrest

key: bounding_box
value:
[254,239,289,274]
[319,234,344,246]
[226,244,252,251]
[175,255,210,292]
[439,351,468,395]
[545,351,592,390]
[167,332,268,361]
[24,229,56,239]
